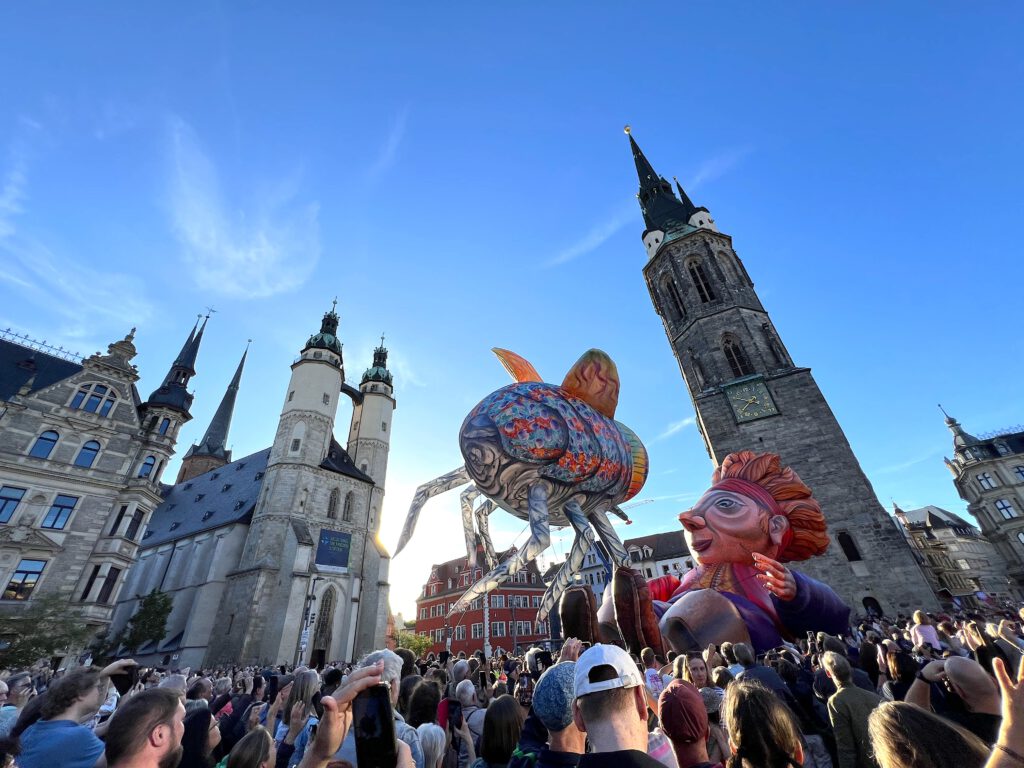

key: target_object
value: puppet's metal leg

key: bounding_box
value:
[394,465,471,556]
[474,498,499,569]
[460,485,482,568]
[588,507,630,567]
[449,483,551,617]
[537,500,592,622]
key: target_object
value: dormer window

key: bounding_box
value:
[70,383,118,417]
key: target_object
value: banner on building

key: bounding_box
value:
[316,529,352,573]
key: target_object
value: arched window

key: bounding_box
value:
[722,336,754,378]
[659,275,686,321]
[327,488,340,520]
[716,251,739,284]
[74,441,101,468]
[687,261,716,303]
[290,421,306,453]
[342,492,354,523]
[837,532,862,562]
[138,456,156,478]
[158,418,171,435]
[70,383,118,417]
[29,431,59,459]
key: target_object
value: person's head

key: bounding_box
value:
[455,679,478,708]
[359,649,403,706]
[719,642,737,665]
[406,680,441,729]
[640,648,656,669]
[3,673,33,708]
[822,651,852,686]
[480,695,525,765]
[531,662,576,733]
[683,655,708,688]
[283,670,319,721]
[182,706,221,765]
[452,659,470,683]
[732,643,756,668]
[868,701,988,768]
[944,657,999,711]
[0,680,7,708]
[105,688,186,768]
[821,635,846,656]
[417,723,446,768]
[723,681,803,768]
[160,674,188,699]
[397,674,422,717]
[913,610,931,627]
[572,644,648,752]
[186,678,213,702]
[40,667,105,720]
[322,667,343,691]
[886,651,918,686]
[711,666,734,689]
[678,450,829,567]
[226,726,275,768]
[395,648,417,680]
[659,680,710,761]
[213,677,232,697]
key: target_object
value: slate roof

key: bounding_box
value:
[142,448,270,547]
[321,437,374,484]
[623,530,690,560]
[903,505,978,532]
[0,339,83,401]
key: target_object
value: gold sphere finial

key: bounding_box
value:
[624,124,632,135]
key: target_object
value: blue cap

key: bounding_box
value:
[532,662,577,732]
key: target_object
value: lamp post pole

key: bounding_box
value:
[296,576,324,665]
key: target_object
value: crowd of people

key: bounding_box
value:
[4,607,1024,768]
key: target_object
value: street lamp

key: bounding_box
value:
[297,576,324,665]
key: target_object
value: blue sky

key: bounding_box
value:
[2,3,1022,617]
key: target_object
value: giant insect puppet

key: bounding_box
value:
[393,348,649,622]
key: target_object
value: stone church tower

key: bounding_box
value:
[206,304,392,665]
[626,129,936,615]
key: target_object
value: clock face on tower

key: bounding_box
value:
[725,380,779,422]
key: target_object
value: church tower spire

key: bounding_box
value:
[145,313,209,418]
[176,343,249,482]
[631,129,937,616]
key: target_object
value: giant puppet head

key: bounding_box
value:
[678,451,830,567]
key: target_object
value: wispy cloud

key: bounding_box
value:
[687,145,754,191]
[167,116,320,298]
[367,106,410,180]
[871,450,942,476]
[0,122,34,240]
[546,201,636,268]
[655,416,696,442]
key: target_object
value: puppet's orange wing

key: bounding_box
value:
[492,348,542,383]
[561,349,620,418]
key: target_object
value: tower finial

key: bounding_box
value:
[331,296,338,314]
[623,124,631,135]
[938,403,950,418]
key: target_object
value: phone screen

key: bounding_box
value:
[448,699,463,730]
[110,664,139,696]
[439,651,450,665]
[477,670,488,689]
[353,684,398,768]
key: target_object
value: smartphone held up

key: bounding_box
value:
[353,683,398,768]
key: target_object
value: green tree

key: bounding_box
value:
[0,594,93,669]
[122,589,173,653]
[395,630,431,658]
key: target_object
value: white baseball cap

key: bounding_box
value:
[574,644,643,697]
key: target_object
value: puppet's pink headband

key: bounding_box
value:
[709,477,794,556]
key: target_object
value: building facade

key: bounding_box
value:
[895,504,1011,609]
[111,306,395,668]
[0,321,202,650]
[416,545,549,656]
[942,414,1024,598]
[627,130,935,616]
[624,530,692,581]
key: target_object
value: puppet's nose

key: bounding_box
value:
[678,509,705,532]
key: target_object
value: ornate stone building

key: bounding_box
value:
[894,504,1011,609]
[626,129,935,616]
[942,412,1024,598]
[0,319,203,646]
[111,305,395,668]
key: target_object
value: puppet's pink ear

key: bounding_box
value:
[492,348,542,382]
[561,349,620,418]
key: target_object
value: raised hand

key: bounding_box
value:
[753,552,797,601]
[302,662,385,767]
[560,637,583,663]
[994,656,1024,756]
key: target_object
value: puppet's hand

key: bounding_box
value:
[753,553,797,601]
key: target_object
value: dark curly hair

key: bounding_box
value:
[40,668,102,719]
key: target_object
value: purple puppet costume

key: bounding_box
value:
[605,451,850,655]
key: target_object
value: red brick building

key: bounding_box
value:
[415,545,549,656]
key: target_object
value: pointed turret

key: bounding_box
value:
[625,126,698,237]
[361,336,393,388]
[939,404,979,449]
[146,315,209,415]
[176,343,248,482]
